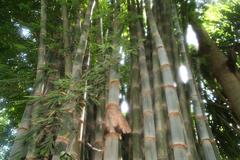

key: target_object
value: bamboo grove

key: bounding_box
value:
[6,0,240,160]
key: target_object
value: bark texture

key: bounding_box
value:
[191,19,240,121]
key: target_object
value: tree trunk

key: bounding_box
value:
[190,18,240,122]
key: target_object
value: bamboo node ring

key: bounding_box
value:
[105,132,120,139]
[168,111,180,117]
[160,63,171,69]
[106,103,119,110]
[201,138,216,144]
[55,136,69,145]
[144,136,156,140]
[109,79,120,85]
[161,83,177,88]
[170,143,187,148]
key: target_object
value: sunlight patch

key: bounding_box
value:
[21,27,31,38]
[186,25,199,49]
[121,100,129,114]
[179,64,189,83]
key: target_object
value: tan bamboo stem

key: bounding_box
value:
[135,19,158,160]
[152,49,169,160]
[103,2,131,159]
[145,1,189,159]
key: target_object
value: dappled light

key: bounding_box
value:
[1,0,240,159]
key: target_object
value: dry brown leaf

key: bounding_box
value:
[104,104,131,134]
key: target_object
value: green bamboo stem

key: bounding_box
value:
[52,1,96,159]
[152,49,169,160]
[67,111,81,160]
[9,104,32,159]
[80,105,87,160]
[27,51,61,160]
[127,1,143,158]
[130,53,143,160]
[34,0,47,96]
[145,1,188,159]
[135,20,158,160]
[93,7,104,159]
[93,104,104,160]
[104,2,131,159]
[173,45,198,160]
[170,12,199,159]
[62,1,72,76]
[85,97,95,159]
[154,0,174,64]
[72,0,95,80]
[173,8,220,159]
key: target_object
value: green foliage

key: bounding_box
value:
[0,1,38,159]
[203,0,240,70]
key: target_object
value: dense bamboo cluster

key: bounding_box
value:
[9,0,221,160]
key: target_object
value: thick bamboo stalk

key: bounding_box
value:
[52,1,96,159]
[170,11,199,159]
[127,1,143,158]
[145,1,188,159]
[153,0,174,64]
[103,2,131,159]
[173,9,220,159]
[130,53,143,160]
[93,103,104,160]
[104,69,128,160]
[34,0,47,96]
[135,20,158,160]
[9,0,47,159]
[9,104,32,159]
[173,45,198,160]
[152,49,169,160]
[85,93,96,159]
[72,0,95,80]
[62,1,72,76]
[93,7,105,159]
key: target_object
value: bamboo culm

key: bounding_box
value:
[135,20,158,160]
[9,0,47,159]
[172,5,220,159]
[145,1,189,159]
